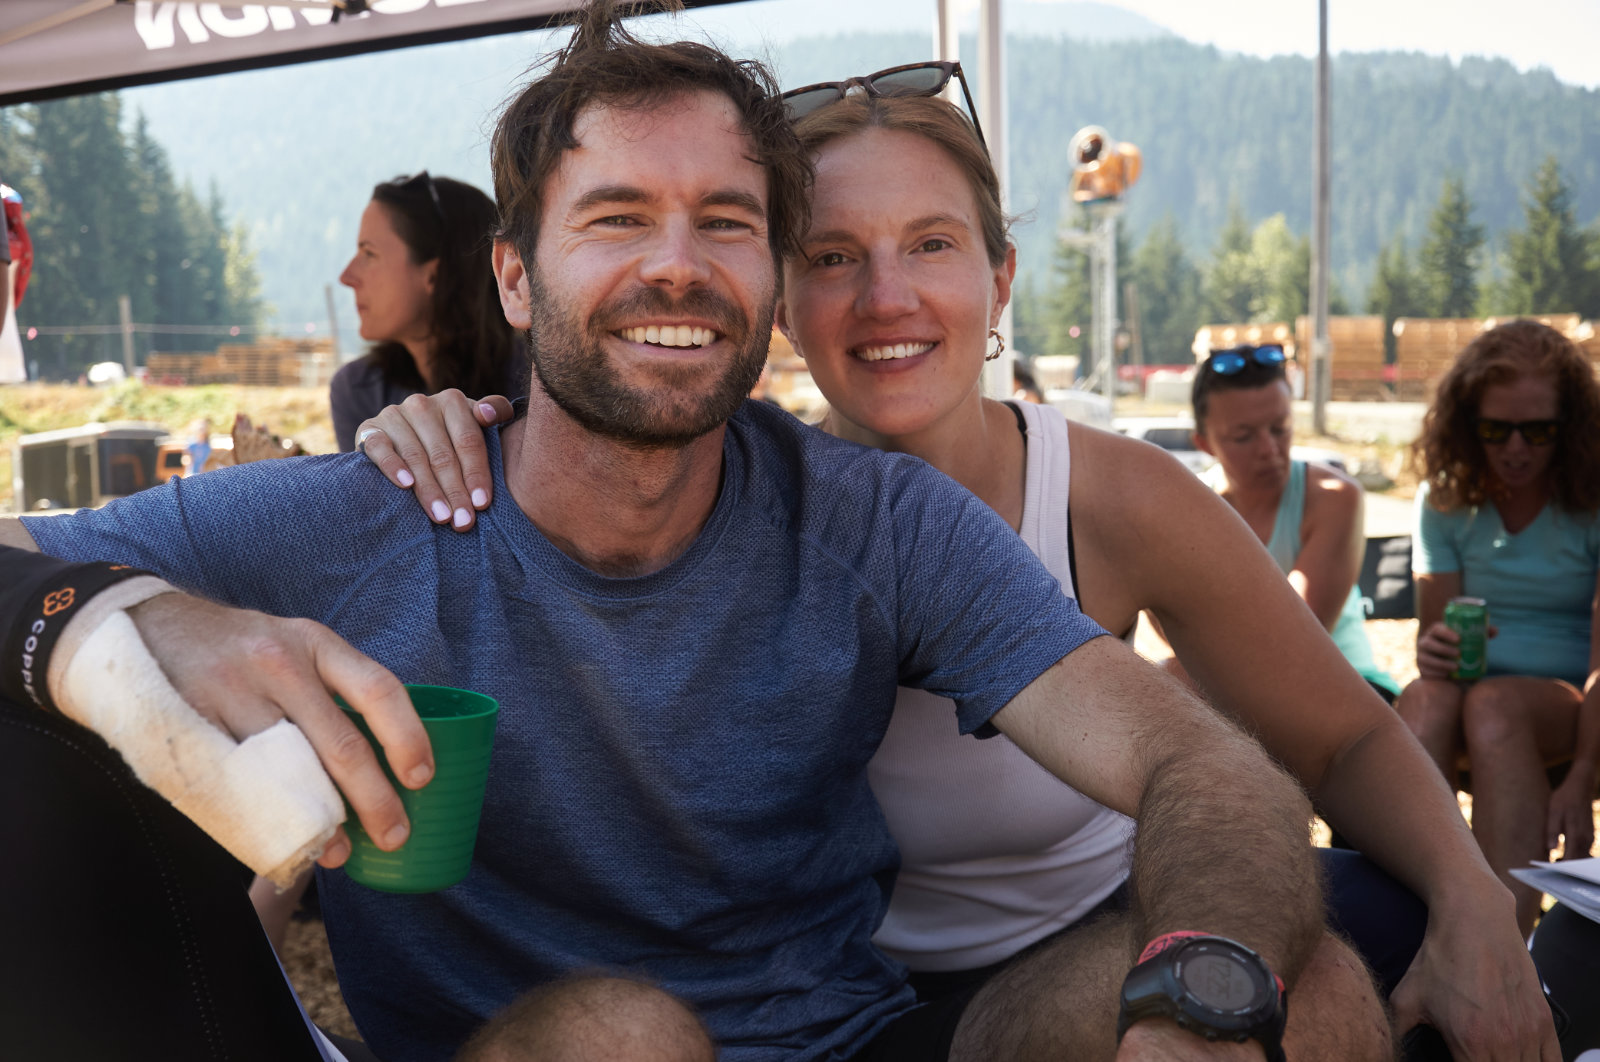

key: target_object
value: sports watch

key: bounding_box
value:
[1116,931,1288,1061]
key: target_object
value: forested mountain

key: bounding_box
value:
[3,21,1597,370]
[0,97,263,378]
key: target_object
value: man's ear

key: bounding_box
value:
[1192,427,1215,457]
[493,240,533,331]
[774,297,801,356]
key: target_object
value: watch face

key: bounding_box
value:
[1177,948,1268,1013]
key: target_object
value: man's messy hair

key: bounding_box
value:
[489,0,810,267]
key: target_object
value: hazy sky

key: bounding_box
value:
[1088,0,1600,87]
[678,0,1600,89]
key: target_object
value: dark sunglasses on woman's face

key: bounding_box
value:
[1204,344,1287,376]
[1475,418,1561,446]
[780,61,987,150]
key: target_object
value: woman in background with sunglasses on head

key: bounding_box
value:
[1398,318,1600,937]
[355,71,1558,1058]
[332,172,527,454]
[1172,344,1398,701]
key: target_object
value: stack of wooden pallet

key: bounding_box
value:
[144,352,206,384]
[1573,322,1600,366]
[1193,322,1295,360]
[762,328,823,417]
[1392,318,1486,401]
[1393,315,1598,400]
[1296,315,1388,400]
[1190,314,1598,403]
[144,339,335,387]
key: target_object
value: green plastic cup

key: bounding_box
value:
[338,684,499,894]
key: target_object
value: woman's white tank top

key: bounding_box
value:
[867,400,1134,972]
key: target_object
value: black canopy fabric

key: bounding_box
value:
[0,0,738,107]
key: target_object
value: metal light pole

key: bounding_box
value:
[1059,201,1121,403]
[1309,0,1331,433]
[324,282,345,362]
[935,0,957,70]
[977,0,1014,399]
[118,294,135,373]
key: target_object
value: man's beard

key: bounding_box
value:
[525,267,772,449]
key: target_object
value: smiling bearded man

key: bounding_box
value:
[525,262,770,447]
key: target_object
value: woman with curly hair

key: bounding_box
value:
[1399,318,1600,934]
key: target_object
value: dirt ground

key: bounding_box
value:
[284,917,360,1039]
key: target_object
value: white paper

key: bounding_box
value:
[1510,864,1600,925]
[1529,856,1600,886]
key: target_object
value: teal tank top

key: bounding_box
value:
[1265,462,1399,696]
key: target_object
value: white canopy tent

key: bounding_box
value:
[0,0,1016,393]
[0,0,748,107]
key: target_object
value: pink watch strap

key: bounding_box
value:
[1137,932,1286,993]
[1137,931,1209,964]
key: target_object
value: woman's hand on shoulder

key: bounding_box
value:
[356,390,514,531]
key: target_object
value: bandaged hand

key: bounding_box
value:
[49,587,432,885]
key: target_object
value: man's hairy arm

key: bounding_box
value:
[1070,435,1558,1061]
[992,637,1323,983]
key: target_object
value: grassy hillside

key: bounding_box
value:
[1,382,336,510]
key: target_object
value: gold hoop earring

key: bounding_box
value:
[985,328,1005,362]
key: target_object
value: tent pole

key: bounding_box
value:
[0,0,115,50]
[1309,0,1331,434]
[978,0,1014,399]
[935,0,957,68]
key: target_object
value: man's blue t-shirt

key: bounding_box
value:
[24,401,1105,1062]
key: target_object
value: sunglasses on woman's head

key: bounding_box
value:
[400,170,444,222]
[781,61,987,150]
[1204,344,1287,376]
[1475,418,1560,446]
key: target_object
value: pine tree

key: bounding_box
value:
[24,93,145,373]
[221,220,266,333]
[1498,157,1600,317]
[5,94,265,376]
[1129,215,1203,364]
[1011,276,1048,360]
[1366,236,1417,363]
[1251,215,1310,325]
[1045,238,1092,365]
[1415,177,1484,319]
[1042,207,1132,375]
[131,112,198,356]
[1203,200,1260,324]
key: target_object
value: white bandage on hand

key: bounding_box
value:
[47,579,346,888]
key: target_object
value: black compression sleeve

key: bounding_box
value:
[0,545,154,711]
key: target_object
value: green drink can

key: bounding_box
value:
[1445,596,1488,681]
